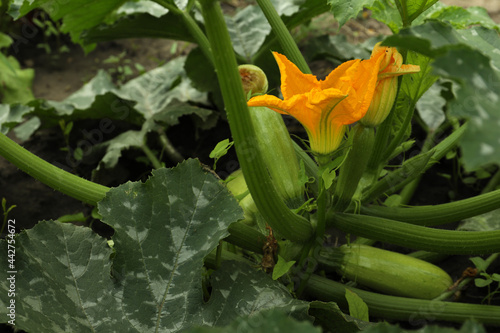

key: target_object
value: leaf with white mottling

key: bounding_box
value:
[383,22,500,170]
[185,308,320,333]
[459,208,500,232]
[116,0,169,18]
[198,261,311,326]
[271,0,305,17]
[0,159,244,332]
[98,159,243,331]
[116,56,207,118]
[0,221,124,332]
[225,5,271,61]
[416,81,446,131]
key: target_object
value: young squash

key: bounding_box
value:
[319,244,453,299]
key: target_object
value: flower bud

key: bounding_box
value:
[360,43,420,127]
[238,64,268,96]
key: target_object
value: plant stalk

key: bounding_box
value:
[255,0,311,74]
[305,274,500,325]
[0,133,109,206]
[361,187,500,226]
[330,213,500,254]
[201,0,313,242]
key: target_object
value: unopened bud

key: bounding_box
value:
[238,64,268,96]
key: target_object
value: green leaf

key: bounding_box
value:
[116,56,207,117]
[416,81,446,131]
[12,116,40,140]
[469,257,488,272]
[28,70,143,128]
[474,278,493,288]
[271,0,304,17]
[368,0,402,33]
[391,51,436,141]
[458,209,500,232]
[8,0,127,45]
[383,22,500,170]
[0,54,34,104]
[0,221,119,332]
[185,308,319,333]
[405,0,438,23]
[0,32,13,49]
[308,301,372,332]
[209,139,233,170]
[225,5,271,61]
[272,255,296,280]
[345,289,369,322]
[199,261,311,325]
[433,48,500,170]
[96,129,145,169]
[98,159,244,330]
[0,159,245,332]
[83,12,197,44]
[328,0,376,29]
[427,6,499,31]
[0,103,33,134]
[116,0,169,18]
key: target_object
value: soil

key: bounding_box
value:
[1,1,499,331]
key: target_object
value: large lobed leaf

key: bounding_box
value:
[384,21,500,170]
[0,159,244,332]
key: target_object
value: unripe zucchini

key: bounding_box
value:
[319,244,453,299]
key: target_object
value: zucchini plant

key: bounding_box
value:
[1,0,500,332]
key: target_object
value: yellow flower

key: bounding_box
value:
[247,51,384,156]
[360,43,420,127]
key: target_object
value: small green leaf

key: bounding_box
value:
[383,194,401,207]
[491,273,500,282]
[209,139,234,170]
[272,255,296,280]
[322,166,336,190]
[470,257,489,272]
[345,289,369,322]
[475,278,493,288]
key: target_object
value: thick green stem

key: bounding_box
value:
[334,125,374,212]
[306,274,500,325]
[255,0,311,74]
[330,213,500,254]
[201,0,312,242]
[361,188,500,226]
[0,133,109,206]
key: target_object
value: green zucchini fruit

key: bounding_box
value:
[319,244,453,299]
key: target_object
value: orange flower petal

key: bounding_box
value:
[272,52,319,100]
[320,59,360,92]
